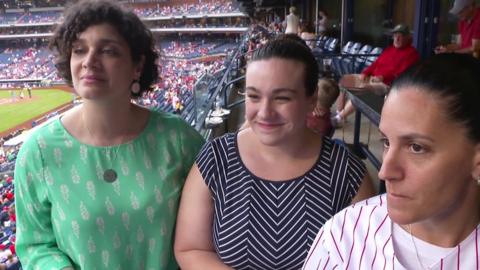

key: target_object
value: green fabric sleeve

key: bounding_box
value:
[14,132,73,270]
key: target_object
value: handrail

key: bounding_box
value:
[222,75,245,105]
[194,31,249,131]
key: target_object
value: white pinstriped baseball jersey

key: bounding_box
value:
[303,194,480,270]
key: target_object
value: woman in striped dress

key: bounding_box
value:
[174,35,375,270]
[303,54,480,269]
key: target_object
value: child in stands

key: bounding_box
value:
[306,78,340,136]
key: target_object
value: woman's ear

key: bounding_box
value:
[134,55,145,79]
[308,87,318,111]
[472,143,480,181]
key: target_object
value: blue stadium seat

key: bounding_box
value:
[331,41,354,76]
[315,35,329,49]
[338,42,363,75]
[353,44,373,73]
[364,47,383,67]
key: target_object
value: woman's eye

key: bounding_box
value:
[409,143,425,153]
[72,48,84,54]
[275,96,291,101]
[102,48,117,55]
[380,137,390,149]
[246,94,260,101]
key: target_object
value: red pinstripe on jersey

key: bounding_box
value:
[370,212,389,269]
[358,206,378,268]
[331,229,344,263]
[302,194,480,270]
[345,207,364,269]
[476,227,479,269]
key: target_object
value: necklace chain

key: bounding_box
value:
[408,224,429,270]
[82,111,120,182]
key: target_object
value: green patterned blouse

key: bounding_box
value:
[14,111,205,270]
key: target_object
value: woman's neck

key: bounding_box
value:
[238,128,322,181]
[406,187,480,248]
[70,101,148,146]
[241,127,320,162]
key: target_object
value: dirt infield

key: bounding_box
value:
[0,85,74,138]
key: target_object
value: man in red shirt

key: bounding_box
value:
[334,24,419,125]
[360,24,419,85]
[435,0,480,57]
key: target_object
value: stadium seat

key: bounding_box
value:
[331,41,354,76]
[364,47,383,67]
[338,42,363,75]
[353,44,373,73]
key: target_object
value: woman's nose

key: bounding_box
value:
[258,99,275,118]
[82,50,99,69]
[378,147,403,182]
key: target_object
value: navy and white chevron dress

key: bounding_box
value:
[196,133,367,270]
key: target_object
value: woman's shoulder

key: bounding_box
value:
[201,132,236,151]
[148,110,205,147]
[15,117,64,167]
[324,138,365,163]
[149,110,188,127]
[330,194,388,226]
[149,111,200,134]
[20,116,63,147]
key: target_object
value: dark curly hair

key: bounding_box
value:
[49,0,159,96]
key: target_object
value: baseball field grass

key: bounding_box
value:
[0,89,73,133]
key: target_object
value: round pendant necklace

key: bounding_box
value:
[83,112,120,183]
[103,168,118,183]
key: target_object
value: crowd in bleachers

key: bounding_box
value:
[136,38,233,118]
[0,145,18,176]
[149,16,248,29]
[0,130,21,270]
[134,0,239,17]
[162,38,236,58]
[0,26,52,35]
[16,11,62,24]
[0,0,241,25]
[0,45,55,80]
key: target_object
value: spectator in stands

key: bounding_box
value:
[316,10,329,36]
[4,254,18,268]
[0,247,12,269]
[300,21,317,49]
[174,35,375,270]
[283,6,300,34]
[304,53,480,270]
[435,0,480,57]
[306,78,339,136]
[14,1,204,269]
[334,24,419,126]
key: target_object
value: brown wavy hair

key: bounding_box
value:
[49,0,159,96]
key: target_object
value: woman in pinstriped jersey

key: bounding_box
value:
[304,54,480,269]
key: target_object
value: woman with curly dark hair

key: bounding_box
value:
[13,0,204,269]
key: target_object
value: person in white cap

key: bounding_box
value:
[435,0,480,57]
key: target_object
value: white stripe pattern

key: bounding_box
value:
[197,133,366,269]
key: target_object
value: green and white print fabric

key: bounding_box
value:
[14,111,205,270]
